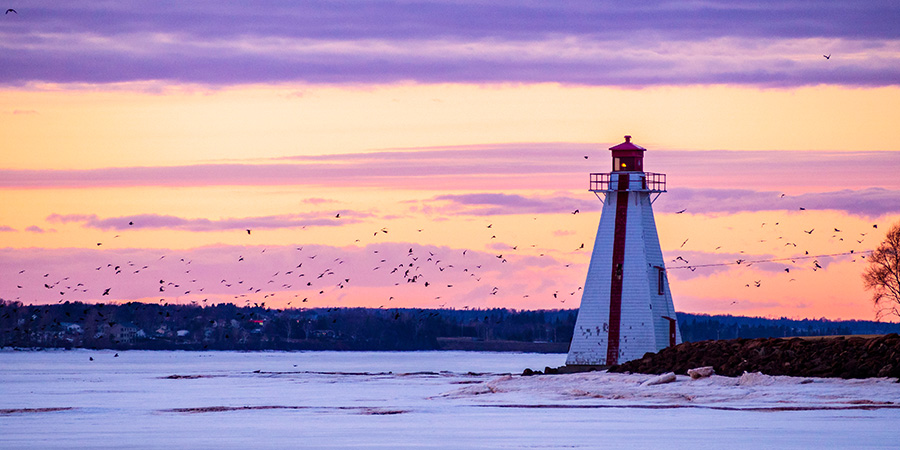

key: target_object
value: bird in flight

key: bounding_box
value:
[5,8,16,14]
[675,209,686,214]
[823,54,831,60]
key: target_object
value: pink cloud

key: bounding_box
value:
[0,243,574,310]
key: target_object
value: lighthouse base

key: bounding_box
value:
[566,176,681,367]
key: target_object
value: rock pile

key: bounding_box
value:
[608,334,900,379]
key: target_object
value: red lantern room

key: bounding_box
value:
[609,135,645,172]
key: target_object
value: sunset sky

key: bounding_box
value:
[2,1,899,321]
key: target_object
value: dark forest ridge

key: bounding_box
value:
[2,300,899,351]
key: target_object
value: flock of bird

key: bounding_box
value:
[7,183,883,314]
[668,204,879,294]
[9,214,592,311]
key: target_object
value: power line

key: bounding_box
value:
[668,250,873,270]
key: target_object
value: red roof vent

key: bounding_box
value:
[608,135,646,172]
[609,135,646,152]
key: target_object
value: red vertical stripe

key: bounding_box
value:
[607,174,629,365]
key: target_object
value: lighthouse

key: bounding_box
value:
[566,135,681,367]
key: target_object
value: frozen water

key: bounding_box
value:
[2,349,899,449]
[443,370,900,410]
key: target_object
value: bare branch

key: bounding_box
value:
[864,222,900,320]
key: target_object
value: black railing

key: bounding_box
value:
[645,172,667,192]
[590,172,666,192]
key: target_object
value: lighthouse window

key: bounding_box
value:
[657,268,665,295]
[613,157,641,172]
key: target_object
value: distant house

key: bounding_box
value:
[110,322,142,344]
[312,329,336,339]
[61,323,83,334]
[176,329,190,337]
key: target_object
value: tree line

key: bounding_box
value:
[2,299,898,351]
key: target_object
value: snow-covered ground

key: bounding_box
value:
[2,349,898,449]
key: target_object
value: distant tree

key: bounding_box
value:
[863,222,900,320]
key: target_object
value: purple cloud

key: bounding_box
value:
[1,2,898,87]
[431,193,597,216]
[656,187,900,217]
[302,198,339,205]
[0,143,587,189]
[430,187,900,218]
[46,212,359,232]
[4,145,899,218]
[4,145,898,193]
[25,225,48,233]
[0,225,15,232]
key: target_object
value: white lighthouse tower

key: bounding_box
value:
[566,135,681,367]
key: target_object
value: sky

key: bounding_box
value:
[2,1,899,321]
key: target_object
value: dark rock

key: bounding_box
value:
[608,335,900,379]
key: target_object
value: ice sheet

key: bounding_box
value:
[2,349,898,449]
[442,370,900,410]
